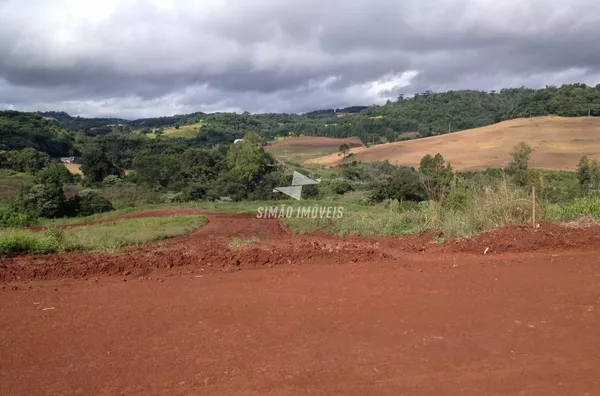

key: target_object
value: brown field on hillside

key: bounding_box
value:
[308,116,600,170]
[64,163,83,175]
[267,136,363,163]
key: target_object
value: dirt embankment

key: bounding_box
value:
[2,209,600,282]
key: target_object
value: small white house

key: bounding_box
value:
[234,139,244,144]
[60,157,75,164]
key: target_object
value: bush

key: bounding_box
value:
[161,191,185,203]
[0,229,60,255]
[70,189,114,217]
[0,207,39,227]
[185,183,209,201]
[328,179,354,195]
[102,175,122,187]
[369,166,425,203]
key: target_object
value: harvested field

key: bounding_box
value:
[64,163,83,175]
[2,209,600,395]
[308,116,600,170]
[267,136,363,164]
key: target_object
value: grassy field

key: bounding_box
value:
[136,122,203,139]
[0,215,207,255]
[308,116,600,171]
[266,136,363,165]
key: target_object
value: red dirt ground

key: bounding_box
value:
[2,209,600,395]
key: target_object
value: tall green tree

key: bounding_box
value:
[507,142,534,187]
[80,145,123,183]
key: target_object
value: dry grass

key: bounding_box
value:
[64,164,83,175]
[308,116,600,171]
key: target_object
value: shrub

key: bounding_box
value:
[161,191,185,203]
[185,183,208,201]
[71,189,114,217]
[102,174,122,187]
[328,179,354,195]
[0,230,60,255]
[369,166,425,203]
[0,207,38,227]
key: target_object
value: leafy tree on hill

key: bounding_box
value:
[419,153,452,174]
[36,163,76,185]
[80,145,123,183]
[2,148,53,173]
[339,143,350,158]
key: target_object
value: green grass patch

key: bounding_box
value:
[162,122,203,139]
[546,196,600,221]
[0,215,207,255]
[0,229,61,255]
[0,207,39,227]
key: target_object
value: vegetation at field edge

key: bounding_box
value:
[0,215,207,255]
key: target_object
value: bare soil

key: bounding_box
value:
[2,209,600,395]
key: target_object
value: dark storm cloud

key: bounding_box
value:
[1,0,600,118]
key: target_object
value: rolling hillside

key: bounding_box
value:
[308,116,600,171]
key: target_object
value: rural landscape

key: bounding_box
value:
[3,0,600,390]
[2,83,600,394]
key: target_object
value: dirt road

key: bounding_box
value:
[1,211,600,395]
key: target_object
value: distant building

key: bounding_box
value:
[335,112,349,118]
[60,157,75,164]
[234,139,244,144]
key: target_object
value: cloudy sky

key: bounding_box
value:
[1,0,600,119]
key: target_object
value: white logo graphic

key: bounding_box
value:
[273,171,319,200]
